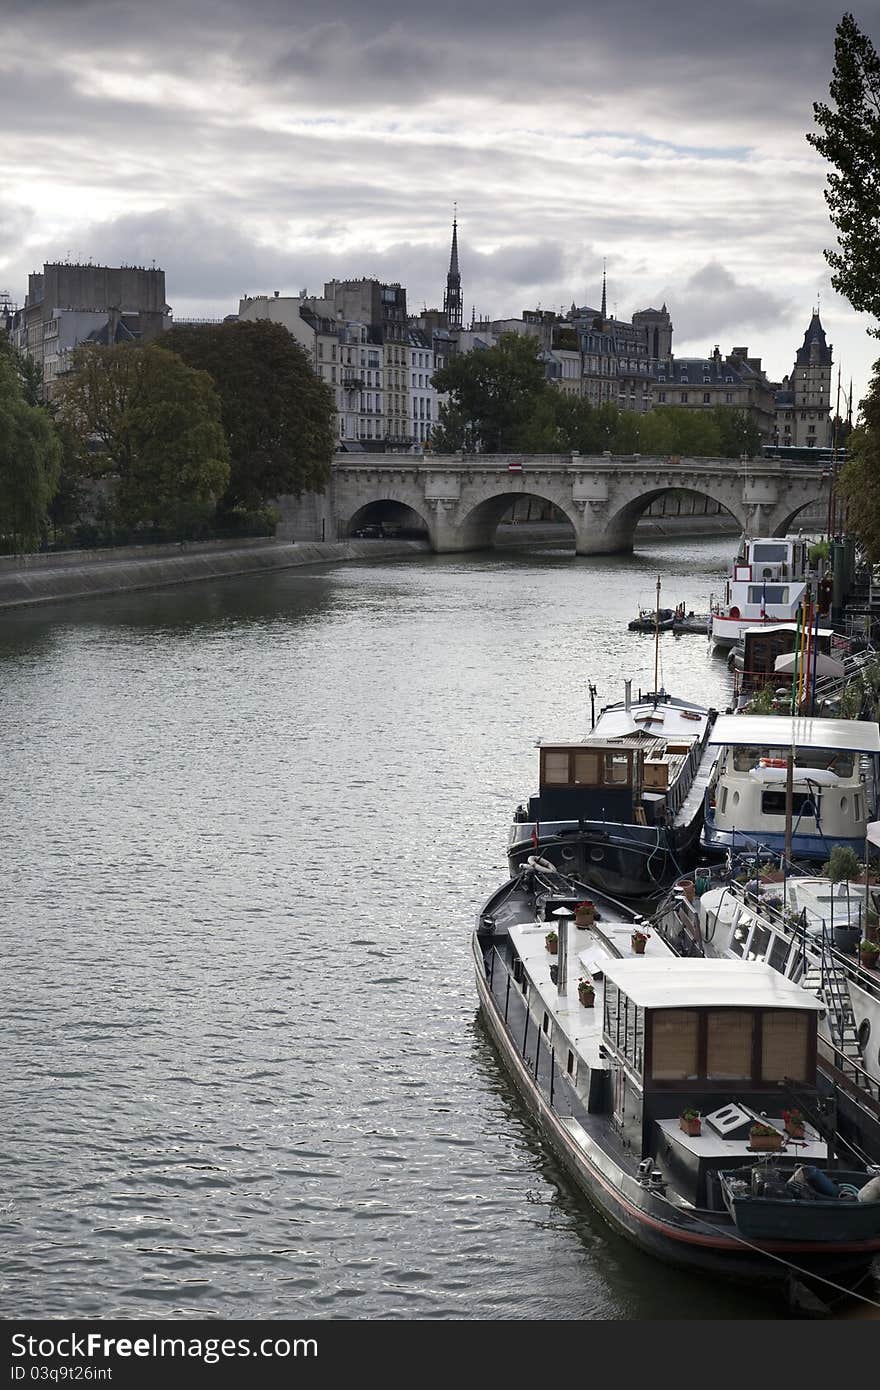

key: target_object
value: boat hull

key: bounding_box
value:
[508,816,704,897]
[473,934,880,1290]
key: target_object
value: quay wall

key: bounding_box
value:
[0,538,430,610]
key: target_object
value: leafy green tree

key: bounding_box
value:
[432,333,550,452]
[55,343,230,534]
[807,13,880,331]
[838,361,880,558]
[711,406,762,458]
[162,320,335,511]
[0,349,62,550]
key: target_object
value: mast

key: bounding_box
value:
[653,574,661,695]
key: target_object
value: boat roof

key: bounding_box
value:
[592,697,709,741]
[741,624,833,637]
[601,958,823,1011]
[709,713,880,753]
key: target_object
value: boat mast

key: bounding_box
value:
[653,574,661,695]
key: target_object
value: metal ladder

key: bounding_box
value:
[801,927,865,1078]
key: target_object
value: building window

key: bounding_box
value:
[703,392,711,403]
[658,392,666,403]
[680,392,689,403]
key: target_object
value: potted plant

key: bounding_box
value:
[577,977,595,1008]
[783,1108,805,1139]
[545,930,558,955]
[749,1122,783,1152]
[631,927,649,955]
[679,1108,701,1137]
[859,939,880,970]
[574,901,596,929]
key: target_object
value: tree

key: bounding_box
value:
[432,333,551,452]
[807,13,880,331]
[838,361,880,558]
[55,343,230,534]
[0,349,62,551]
[161,320,335,511]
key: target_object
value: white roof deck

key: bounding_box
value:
[601,957,823,1011]
[741,623,834,637]
[709,713,880,754]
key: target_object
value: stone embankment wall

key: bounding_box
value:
[0,538,429,610]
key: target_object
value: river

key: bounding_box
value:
[2,534,804,1321]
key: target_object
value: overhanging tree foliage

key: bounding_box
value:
[839,361,880,558]
[55,343,230,534]
[0,342,61,551]
[161,320,335,511]
[807,12,880,331]
[432,333,551,453]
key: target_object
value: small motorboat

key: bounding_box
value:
[628,606,675,632]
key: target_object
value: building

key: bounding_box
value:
[773,311,833,448]
[11,262,170,398]
[651,345,777,440]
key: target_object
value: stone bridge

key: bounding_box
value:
[301,453,831,555]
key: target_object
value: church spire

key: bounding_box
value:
[600,260,607,321]
[444,210,463,329]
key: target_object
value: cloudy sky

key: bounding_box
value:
[1,0,878,406]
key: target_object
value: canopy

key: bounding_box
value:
[773,650,846,679]
[866,821,880,851]
[709,713,880,754]
[601,958,822,1011]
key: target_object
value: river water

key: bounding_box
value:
[1,535,807,1321]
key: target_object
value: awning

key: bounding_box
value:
[709,713,880,754]
[866,821,880,850]
[773,650,846,679]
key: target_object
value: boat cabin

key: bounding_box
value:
[704,714,880,856]
[532,727,705,829]
[738,623,833,689]
[733,537,810,585]
[601,958,822,1205]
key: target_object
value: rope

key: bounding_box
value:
[653,1188,880,1311]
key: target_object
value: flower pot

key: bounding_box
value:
[679,1116,701,1137]
[859,945,879,970]
[833,925,861,955]
[578,987,595,1008]
[575,903,595,929]
[631,935,647,955]
[546,938,558,955]
[749,1134,783,1152]
[785,1123,805,1140]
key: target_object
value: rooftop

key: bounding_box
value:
[602,957,823,1010]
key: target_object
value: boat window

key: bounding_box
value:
[650,1010,699,1081]
[747,585,787,604]
[768,935,791,973]
[543,751,570,785]
[718,787,728,814]
[749,925,771,962]
[729,922,747,957]
[733,746,760,772]
[604,753,630,785]
[761,1010,811,1081]
[572,750,601,785]
[761,791,818,818]
[751,543,788,563]
[855,794,862,820]
[706,1010,753,1080]
[795,750,853,775]
[567,1050,575,1076]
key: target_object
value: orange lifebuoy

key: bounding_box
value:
[759,757,787,767]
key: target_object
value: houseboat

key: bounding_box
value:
[473,880,880,1304]
[701,714,880,862]
[711,535,822,649]
[508,688,718,896]
[652,869,880,1162]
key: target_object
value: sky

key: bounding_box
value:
[1,0,878,409]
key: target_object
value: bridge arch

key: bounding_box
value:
[342,494,431,541]
[601,485,748,553]
[772,491,829,536]
[454,488,579,550]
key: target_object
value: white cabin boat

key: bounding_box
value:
[702,714,880,862]
[711,536,822,649]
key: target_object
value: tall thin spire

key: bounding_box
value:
[443,208,463,329]
[600,259,607,321]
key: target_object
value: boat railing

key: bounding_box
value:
[719,878,880,1006]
